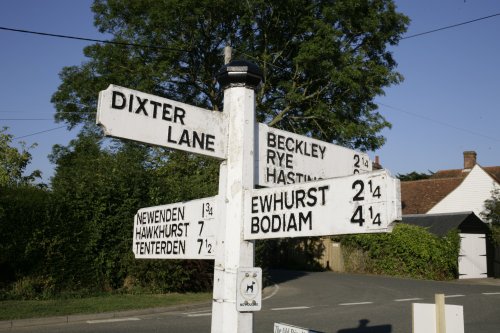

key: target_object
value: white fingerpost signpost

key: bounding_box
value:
[257,123,372,187]
[97,84,228,159]
[245,169,400,240]
[96,59,402,333]
[210,61,263,333]
[133,196,217,259]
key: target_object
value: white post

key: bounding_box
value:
[435,294,446,333]
[211,61,263,333]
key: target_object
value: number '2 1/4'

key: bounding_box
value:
[353,154,369,174]
[350,179,382,226]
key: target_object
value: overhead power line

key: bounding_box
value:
[1,118,54,121]
[0,26,189,52]
[402,13,500,40]
[378,102,500,143]
[13,125,67,140]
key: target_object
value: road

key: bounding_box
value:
[5,270,500,333]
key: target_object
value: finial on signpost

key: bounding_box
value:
[216,60,263,90]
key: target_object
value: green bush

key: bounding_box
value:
[340,224,460,280]
[9,276,56,300]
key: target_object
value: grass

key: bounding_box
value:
[0,293,211,321]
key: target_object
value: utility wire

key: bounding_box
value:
[378,102,500,142]
[401,13,500,40]
[1,118,54,120]
[0,26,189,53]
[13,125,67,140]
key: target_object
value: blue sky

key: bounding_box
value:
[1,0,499,184]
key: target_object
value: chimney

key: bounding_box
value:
[463,151,477,170]
[373,156,382,170]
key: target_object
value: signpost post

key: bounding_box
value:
[96,59,402,333]
[210,60,263,333]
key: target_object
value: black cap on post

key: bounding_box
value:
[216,60,263,90]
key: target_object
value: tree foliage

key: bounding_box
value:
[52,0,409,150]
[396,170,434,181]
[0,127,41,187]
[482,189,500,245]
[3,1,411,297]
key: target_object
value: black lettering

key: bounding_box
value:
[267,132,276,148]
[267,149,276,165]
[311,144,319,158]
[261,216,270,233]
[128,94,134,112]
[150,100,161,118]
[167,126,177,144]
[273,192,284,211]
[303,141,311,156]
[266,167,276,184]
[287,213,297,231]
[285,153,293,169]
[259,194,273,213]
[319,146,326,159]
[285,137,295,152]
[162,104,172,121]
[306,187,317,207]
[300,211,312,230]
[251,217,260,233]
[272,215,281,232]
[135,96,149,115]
[277,135,285,150]
[111,91,126,109]
[251,197,259,214]
[205,134,215,152]
[318,185,329,205]
[277,169,286,185]
[284,191,295,209]
[296,189,306,208]
[174,107,186,124]
[296,140,304,154]
[178,129,191,147]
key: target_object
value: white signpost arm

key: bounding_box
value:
[211,61,263,333]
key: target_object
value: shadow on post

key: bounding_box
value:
[337,319,392,333]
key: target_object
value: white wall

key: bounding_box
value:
[427,165,500,220]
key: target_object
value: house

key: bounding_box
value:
[320,152,499,278]
[400,151,500,278]
[402,212,493,279]
[401,151,500,220]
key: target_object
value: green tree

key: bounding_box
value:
[396,171,434,181]
[46,0,410,293]
[52,0,409,151]
[49,133,152,289]
[48,133,215,292]
[0,127,41,187]
[482,189,500,244]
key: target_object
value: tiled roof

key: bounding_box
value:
[401,177,465,214]
[483,166,500,183]
[401,164,500,215]
[430,169,466,179]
